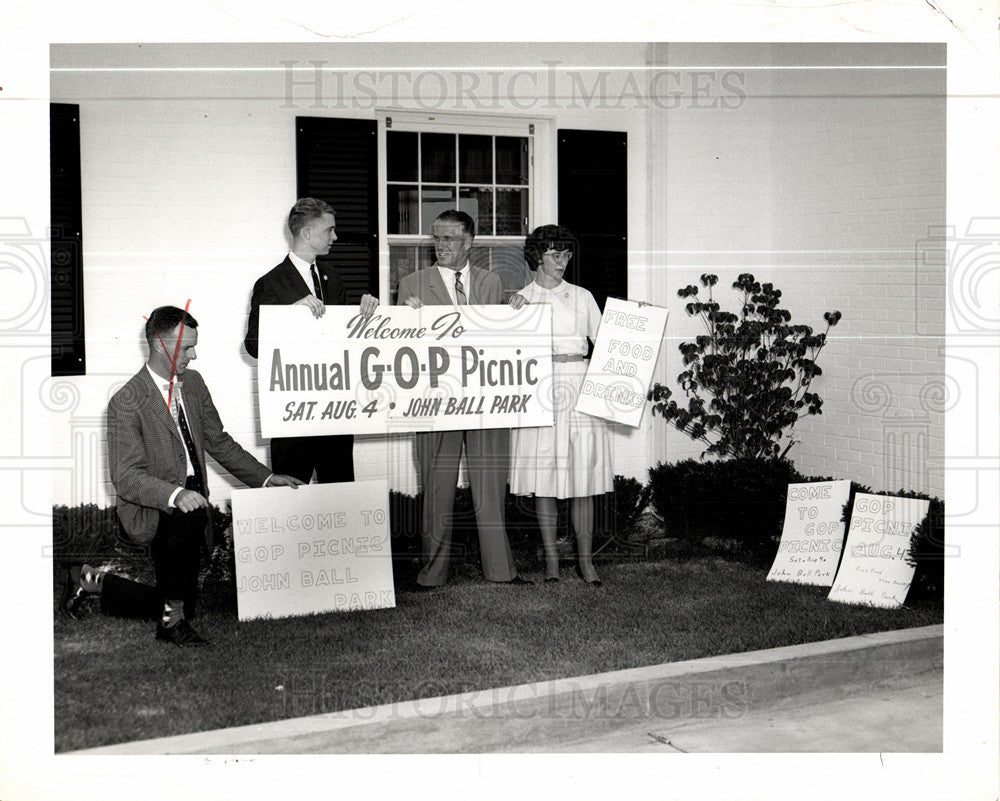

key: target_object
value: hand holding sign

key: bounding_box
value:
[575,298,668,427]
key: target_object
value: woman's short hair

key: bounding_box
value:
[523,224,576,270]
[288,197,336,237]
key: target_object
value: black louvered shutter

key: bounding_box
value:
[296,117,378,301]
[51,103,86,376]
[557,129,628,543]
[557,129,628,311]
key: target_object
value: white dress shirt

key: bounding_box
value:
[436,262,471,305]
[288,251,320,299]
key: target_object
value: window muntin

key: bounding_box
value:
[386,131,529,236]
[386,126,533,302]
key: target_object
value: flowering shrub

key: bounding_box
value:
[649,273,842,459]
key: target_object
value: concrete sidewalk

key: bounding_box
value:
[73,624,943,754]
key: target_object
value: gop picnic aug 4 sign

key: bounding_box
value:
[828,493,930,608]
[257,304,553,437]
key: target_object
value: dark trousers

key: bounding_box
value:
[270,434,355,484]
[149,507,209,619]
[99,573,162,621]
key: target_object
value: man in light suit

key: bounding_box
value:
[396,209,530,589]
[104,305,301,646]
[244,197,378,484]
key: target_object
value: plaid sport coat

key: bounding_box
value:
[107,366,271,546]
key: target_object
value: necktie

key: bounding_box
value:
[455,272,467,305]
[166,384,206,496]
[310,264,325,303]
[177,404,206,496]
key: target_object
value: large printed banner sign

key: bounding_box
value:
[258,305,553,438]
[231,480,395,621]
[766,480,851,586]
[574,298,668,427]
[828,493,930,608]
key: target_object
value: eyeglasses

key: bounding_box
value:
[543,249,573,262]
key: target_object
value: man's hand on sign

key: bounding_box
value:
[265,474,304,488]
[294,294,325,318]
[359,293,379,318]
[402,296,424,309]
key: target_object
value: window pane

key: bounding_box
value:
[420,185,456,234]
[387,131,418,182]
[495,136,529,185]
[496,188,528,235]
[387,185,419,234]
[459,134,493,183]
[458,186,493,237]
[389,244,436,304]
[390,245,417,297]
[489,245,531,294]
[421,133,455,183]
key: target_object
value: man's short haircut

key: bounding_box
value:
[433,209,475,239]
[145,306,199,349]
[523,224,576,270]
[288,197,336,237]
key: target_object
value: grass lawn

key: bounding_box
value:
[53,544,942,752]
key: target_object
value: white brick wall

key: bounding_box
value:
[648,46,945,497]
[49,43,945,507]
[49,43,652,505]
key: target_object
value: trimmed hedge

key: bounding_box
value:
[53,466,945,606]
[52,477,647,607]
[647,458,944,604]
[648,458,798,561]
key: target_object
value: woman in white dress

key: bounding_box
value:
[509,225,614,585]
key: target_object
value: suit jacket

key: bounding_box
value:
[396,264,504,307]
[107,367,272,545]
[244,256,348,358]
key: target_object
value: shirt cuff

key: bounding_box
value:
[168,486,183,508]
[263,474,274,487]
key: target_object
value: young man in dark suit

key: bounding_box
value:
[244,197,378,484]
[100,306,302,646]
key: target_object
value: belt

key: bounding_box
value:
[551,354,586,363]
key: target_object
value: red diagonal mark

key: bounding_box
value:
[143,299,193,411]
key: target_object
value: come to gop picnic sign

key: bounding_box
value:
[767,480,851,586]
[257,304,553,437]
[575,298,668,427]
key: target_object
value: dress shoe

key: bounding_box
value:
[501,575,535,586]
[59,564,90,619]
[545,576,560,584]
[406,581,439,593]
[155,620,208,647]
[575,565,603,587]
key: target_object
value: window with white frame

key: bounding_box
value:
[384,117,536,303]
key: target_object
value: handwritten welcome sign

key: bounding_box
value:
[767,480,850,586]
[574,298,668,427]
[231,481,395,621]
[828,493,930,608]
[258,305,553,437]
